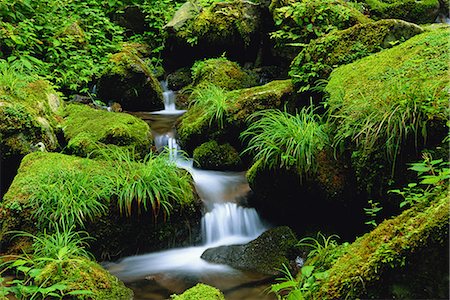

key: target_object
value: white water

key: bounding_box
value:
[107,81,267,282]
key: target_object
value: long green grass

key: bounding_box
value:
[189,83,229,129]
[94,147,194,217]
[241,107,329,178]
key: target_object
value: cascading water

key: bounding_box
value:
[107,82,273,299]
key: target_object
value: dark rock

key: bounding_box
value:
[97,44,164,112]
[193,140,242,171]
[167,67,192,91]
[201,226,298,275]
[112,5,148,35]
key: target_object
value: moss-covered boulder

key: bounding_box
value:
[171,283,225,300]
[163,0,268,70]
[177,79,295,154]
[0,152,201,259]
[0,68,62,196]
[270,0,371,64]
[62,103,152,158]
[97,43,163,111]
[357,0,440,24]
[201,226,298,275]
[290,19,423,92]
[167,67,193,91]
[193,140,242,171]
[313,191,449,299]
[36,258,133,300]
[325,26,449,199]
[191,57,259,91]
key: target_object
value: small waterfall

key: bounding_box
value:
[108,81,268,282]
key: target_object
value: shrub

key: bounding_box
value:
[241,107,329,179]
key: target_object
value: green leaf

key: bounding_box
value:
[68,290,95,295]
[287,290,304,300]
[420,176,440,185]
[271,281,298,292]
[408,165,430,172]
[301,265,315,278]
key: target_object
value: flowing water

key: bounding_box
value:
[108,83,276,299]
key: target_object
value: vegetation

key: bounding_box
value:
[62,103,151,158]
[171,283,225,300]
[271,0,370,47]
[193,140,242,171]
[325,26,449,168]
[241,107,329,179]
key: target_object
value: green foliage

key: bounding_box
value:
[325,27,449,168]
[241,107,329,179]
[94,147,194,217]
[26,168,110,229]
[189,84,230,129]
[171,283,225,300]
[0,226,94,299]
[389,153,450,208]
[364,200,383,228]
[271,0,369,47]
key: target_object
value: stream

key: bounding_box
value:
[106,83,276,300]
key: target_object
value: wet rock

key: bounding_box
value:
[97,44,164,111]
[290,19,424,92]
[167,67,192,91]
[201,226,298,275]
[193,140,242,171]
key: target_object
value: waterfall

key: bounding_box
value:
[107,81,267,281]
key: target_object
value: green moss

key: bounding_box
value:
[325,26,449,166]
[175,0,262,46]
[359,0,440,24]
[0,67,62,158]
[62,103,151,158]
[97,43,163,111]
[290,19,423,92]
[36,258,133,300]
[193,140,242,170]
[171,283,225,300]
[177,79,294,153]
[191,57,258,91]
[313,191,449,299]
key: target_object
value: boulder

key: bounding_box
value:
[177,79,295,154]
[97,44,164,111]
[0,71,62,196]
[171,283,225,300]
[62,103,152,158]
[193,140,242,171]
[190,57,259,91]
[290,19,424,92]
[0,152,202,260]
[167,67,193,91]
[325,26,449,200]
[163,0,269,70]
[201,226,298,275]
[357,0,440,24]
[36,257,133,300]
[314,191,449,299]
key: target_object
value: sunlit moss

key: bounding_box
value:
[171,283,225,300]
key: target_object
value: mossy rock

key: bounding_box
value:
[35,258,133,300]
[325,26,449,199]
[167,67,193,91]
[357,0,440,24]
[193,140,242,171]
[171,283,225,300]
[177,79,295,154]
[0,78,62,158]
[290,19,423,92]
[97,43,163,111]
[313,191,449,299]
[0,152,201,259]
[191,57,259,91]
[270,0,371,63]
[201,226,298,275]
[164,0,267,69]
[62,103,152,158]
